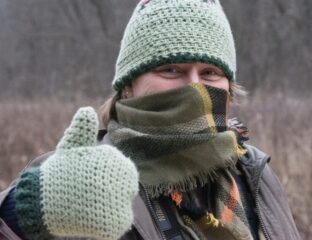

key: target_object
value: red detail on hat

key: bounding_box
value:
[140,0,150,5]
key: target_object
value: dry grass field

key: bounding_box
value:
[0,92,311,239]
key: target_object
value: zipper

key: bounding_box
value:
[140,184,167,240]
[254,157,271,240]
[255,190,270,240]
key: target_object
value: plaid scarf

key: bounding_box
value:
[108,83,245,195]
[214,169,254,240]
[185,168,253,240]
[108,83,252,239]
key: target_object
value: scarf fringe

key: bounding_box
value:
[230,131,248,158]
[143,160,236,198]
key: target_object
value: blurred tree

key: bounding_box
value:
[0,0,310,100]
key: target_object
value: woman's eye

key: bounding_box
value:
[154,65,182,78]
[202,69,223,80]
[161,67,179,73]
[203,70,217,76]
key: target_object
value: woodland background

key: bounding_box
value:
[0,0,311,239]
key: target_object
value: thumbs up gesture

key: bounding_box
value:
[15,107,139,240]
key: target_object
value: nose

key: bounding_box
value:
[187,67,200,84]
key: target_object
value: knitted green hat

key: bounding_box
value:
[112,0,236,91]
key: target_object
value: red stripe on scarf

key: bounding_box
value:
[221,179,240,224]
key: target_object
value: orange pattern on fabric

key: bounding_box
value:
[170,191,183,207]
[221,179,240,224]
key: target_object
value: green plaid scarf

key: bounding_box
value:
[108,83,253,239]
[108,83,245,197]
[187,168,253,240]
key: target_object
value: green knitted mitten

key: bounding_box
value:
[15,107,139,240]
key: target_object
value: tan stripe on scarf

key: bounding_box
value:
[190,83,217,133]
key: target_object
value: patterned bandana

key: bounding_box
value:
[108,83,246,198]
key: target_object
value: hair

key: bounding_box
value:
[99,83,248,129]
[99,92,121,129]
[230,82,248,103]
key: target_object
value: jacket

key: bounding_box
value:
[0,131,301,240]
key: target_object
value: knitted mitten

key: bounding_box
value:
[14,107,139,240]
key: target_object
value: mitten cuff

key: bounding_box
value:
[15,167,53,240]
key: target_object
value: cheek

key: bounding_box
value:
[151,81,186,92]
[208,79,229,92]
[221,81,230,92]
[132,78,163,97]
[132,78,186,97]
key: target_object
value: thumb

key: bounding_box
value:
[56,107,99,150]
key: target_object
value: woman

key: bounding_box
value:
[0,0,300,239]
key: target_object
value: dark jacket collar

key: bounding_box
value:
[238,144,270,196]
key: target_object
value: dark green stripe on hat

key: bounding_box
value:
[113,0,236,91]
[113,53,235,91]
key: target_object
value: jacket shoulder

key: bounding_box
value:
[239,144,270,176]
[243,144,270,163]
[258,162,301,239]
[242,146,301,239]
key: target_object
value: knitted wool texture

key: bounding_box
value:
[108,83,247,198]
[15,107,139,240]
[113,0,236,91]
